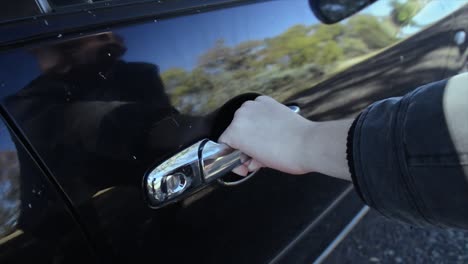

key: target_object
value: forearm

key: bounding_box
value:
[301,119,353,181]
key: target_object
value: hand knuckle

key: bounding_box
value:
[233,107,245,118]
[256,95,273,102]
[241,100,255,108]
[229,114,243,128]
[220,127,234,144]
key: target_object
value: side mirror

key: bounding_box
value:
[310,0,377,24]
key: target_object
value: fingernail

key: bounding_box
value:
[247,161,256,171]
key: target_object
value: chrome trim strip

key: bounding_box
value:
[313,206,370,264]
[35,0,53,13]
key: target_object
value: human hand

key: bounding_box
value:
[218,96,312,176]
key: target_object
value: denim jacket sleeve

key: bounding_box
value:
[348,73,468,228]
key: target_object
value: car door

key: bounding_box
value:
[0,115,96,263]
[0,0,465,263]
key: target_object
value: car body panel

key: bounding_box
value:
[0,115,95,263]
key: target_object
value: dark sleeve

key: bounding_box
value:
[347,73,468,228]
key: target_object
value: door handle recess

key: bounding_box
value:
[143,104,300,209]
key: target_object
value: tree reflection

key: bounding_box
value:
[162,11,400,114]
[0,150,20,237]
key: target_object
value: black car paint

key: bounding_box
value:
[0,116,95,263]
[0,0,466,263]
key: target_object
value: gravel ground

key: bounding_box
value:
[323,210,468,264]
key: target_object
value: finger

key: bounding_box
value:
[218,130,230,145]
[255,95,273,102]
[242,158,252,167]
[218,123,238,149]
[232,165,248,176]
[247,159,264,172]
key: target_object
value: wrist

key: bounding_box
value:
[295,120,320,174]
[300,119,353,180]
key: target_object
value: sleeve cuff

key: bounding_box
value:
[346,113,366,202]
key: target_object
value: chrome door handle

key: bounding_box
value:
[200,140,251,183]
[143,139,252,208]
[143,104,300,209]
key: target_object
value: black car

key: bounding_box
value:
[0,0,467,263]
